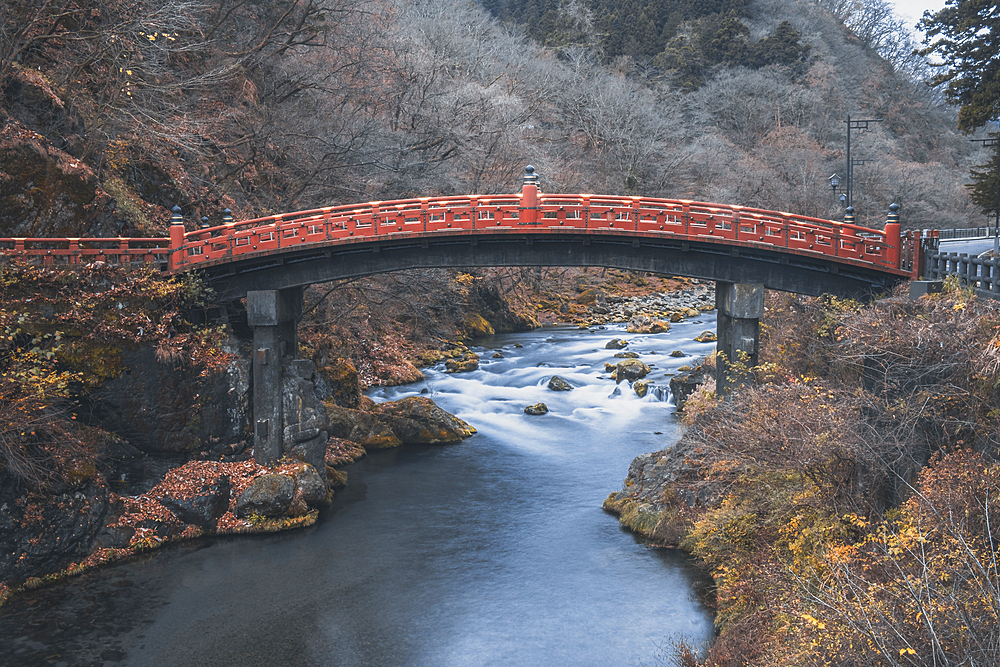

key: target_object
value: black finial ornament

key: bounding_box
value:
[523,165,539,186]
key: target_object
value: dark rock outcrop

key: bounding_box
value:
[282,359,330,482]
[0,474,110,587]
[524,403,549,415]
[87,340,250,455]
[159,476,232,529]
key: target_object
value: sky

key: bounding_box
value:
[890,0,947,32]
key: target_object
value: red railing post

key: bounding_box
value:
[884,203,901,268]
[521,165,539,224]
[168,205,186,273]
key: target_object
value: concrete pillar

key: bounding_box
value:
[715,282,764,396]
[247,288,303,465]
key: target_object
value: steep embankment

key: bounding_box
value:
[0,261,483,604]
[605,283,1000,665]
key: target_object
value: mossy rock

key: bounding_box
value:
[460,313,494,340]
[374,396,476,444]
[445,353,479,373]
[319,357,362,409]
[694,331,717,343]
[325,403,402,449]
[524,402,549,415]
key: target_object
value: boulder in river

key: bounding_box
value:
[633,379,653,398]
[374,396,477,444]
[445,353,480,373]
[524,403,549,415]
[610,359,651,384]
[235,474,295,518]
[694,331,717,343]
[614,351,640,359]
[325,404,402,449]
[286,462,327,505]
[605,338,628,349]
[548,375,574,391]
[327,396,476,448]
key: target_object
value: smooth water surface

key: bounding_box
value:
[0,319,718,667]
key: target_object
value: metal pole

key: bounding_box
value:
[846,115,851,209]
[845,116,883,212]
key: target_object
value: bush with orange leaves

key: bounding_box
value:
[659,282,1000,666]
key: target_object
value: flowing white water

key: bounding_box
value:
[0,318,717,667]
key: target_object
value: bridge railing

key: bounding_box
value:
[0,237,170,267]
[167,189,906,274]
[0,172,910,278]
[921,249,1000,298]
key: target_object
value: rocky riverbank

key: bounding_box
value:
[0,264,712,606]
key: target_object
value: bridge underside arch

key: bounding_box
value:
[201,232,905,301]
[216,231,907,465]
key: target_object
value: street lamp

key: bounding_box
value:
[969,137,999,257]
[829,173,845,207]
[846,115,883,209]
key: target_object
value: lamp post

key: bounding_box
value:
[969,137,1000,257]
[829,173,844,207]
[846,115,883,209]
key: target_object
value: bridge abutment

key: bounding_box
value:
[715,282,764,396]
[247,288,303,465]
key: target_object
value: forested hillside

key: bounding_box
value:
[0,0,989,238]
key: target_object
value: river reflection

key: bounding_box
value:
[0,321,717,667]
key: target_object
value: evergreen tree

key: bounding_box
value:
[750,21,810,69]
[968,137,1000,223]
[702,11,751,65]
[920,0,1000,133]
[921,2,1000,222]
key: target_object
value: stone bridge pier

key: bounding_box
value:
[247,288,303,465]
[715,282,765,396]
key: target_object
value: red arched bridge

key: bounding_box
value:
[1,168,916,301]
[0,166,928,463]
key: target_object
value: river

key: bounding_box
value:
[0,319,717,667]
